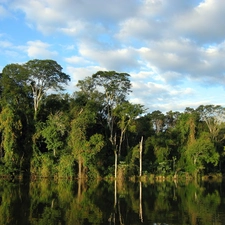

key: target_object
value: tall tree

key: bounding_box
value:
[148,110,165,134]
[41,111,68,157]
[164,110,180,130]
[185,132,219,175]
[173,109,198,174]
[68,95,105,179]
[77,71,131,178]
[24,59,70,119]
[196,105,225,171]
[1,63,32,110]
[113,102,145,159]
[0,64,34,175]
[196,105,225,142]
[0,106,22,174]
[1,60,70,120]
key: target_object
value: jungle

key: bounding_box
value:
[0,59,225,181]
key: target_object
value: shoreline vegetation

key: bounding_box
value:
[0,171,223,184]
[1,59,225,181]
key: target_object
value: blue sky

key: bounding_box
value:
[0,0,225,113]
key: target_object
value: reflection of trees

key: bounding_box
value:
[107,180,152,224]
[28,180,225,225]
[29,179,104,225]
[29,180,62,224]
[178,182,221,225]
[66,199,103,225]
[0,181,30,224]
[108,181,176,224]
[153,183,172,212]
[0,179,223,224]
[65,179,103,225]
[142,182,179,223]
[119,181,221,225]
[108,180,135,225]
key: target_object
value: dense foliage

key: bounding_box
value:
[0,59,225,179]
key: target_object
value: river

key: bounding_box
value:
[0,178,224,224]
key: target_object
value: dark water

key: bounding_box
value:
[0,178,225,225]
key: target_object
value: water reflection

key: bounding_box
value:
[0,178,224,224]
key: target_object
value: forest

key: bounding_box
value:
[0,59,225,180]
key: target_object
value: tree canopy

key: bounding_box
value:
[0,60,225,180]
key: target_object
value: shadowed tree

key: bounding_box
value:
[0,107,22,174]
[1,63,32,109]
[0,64,33,175]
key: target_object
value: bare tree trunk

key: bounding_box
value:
[113,132,118,179]
[118,198,124,224]
[114,179,117,208]
[118,130,124,160]
[139,181,143,223]
[78,156,82,179]
[109,179,117,224]
[139,136,143,177]
[78,178,82,202]
[51,199,55,209]
[114,150,118,179]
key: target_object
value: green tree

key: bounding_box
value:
[113,102,145,159]
[40,93,70,120]
[164,110,180,130]
[0,63,33,116]
[41,111,68,157]
[69,101,104,179]
[196,105,225,172]
[196,105,225,142]
[77,71,131,178]
[0,64,33,175]
[174,109,199,174]
[148,110,165,134]
[24,59,70,119]
[1,60,70,120]
[174,108,219,175]
[186,132,219,174]
[0,107,22,174]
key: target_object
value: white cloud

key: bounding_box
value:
[64,56,92,66]
[11,0,66,34]
[27,40,58,58]
[130,79,199,112]
[0,40,12,47]
[1,0,225,112]
[11,0,139,35]
[0,38,27,63]
[175,0,225,43]
[78,44,140,71]
[117,18,163,42]
[66,65,104,93]
[0,5,8,18]
[130,71,155,80]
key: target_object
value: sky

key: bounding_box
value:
[0,0,225,113]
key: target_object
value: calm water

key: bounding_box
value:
[0,178,225,225]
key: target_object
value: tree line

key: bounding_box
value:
[0,59,225,179]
